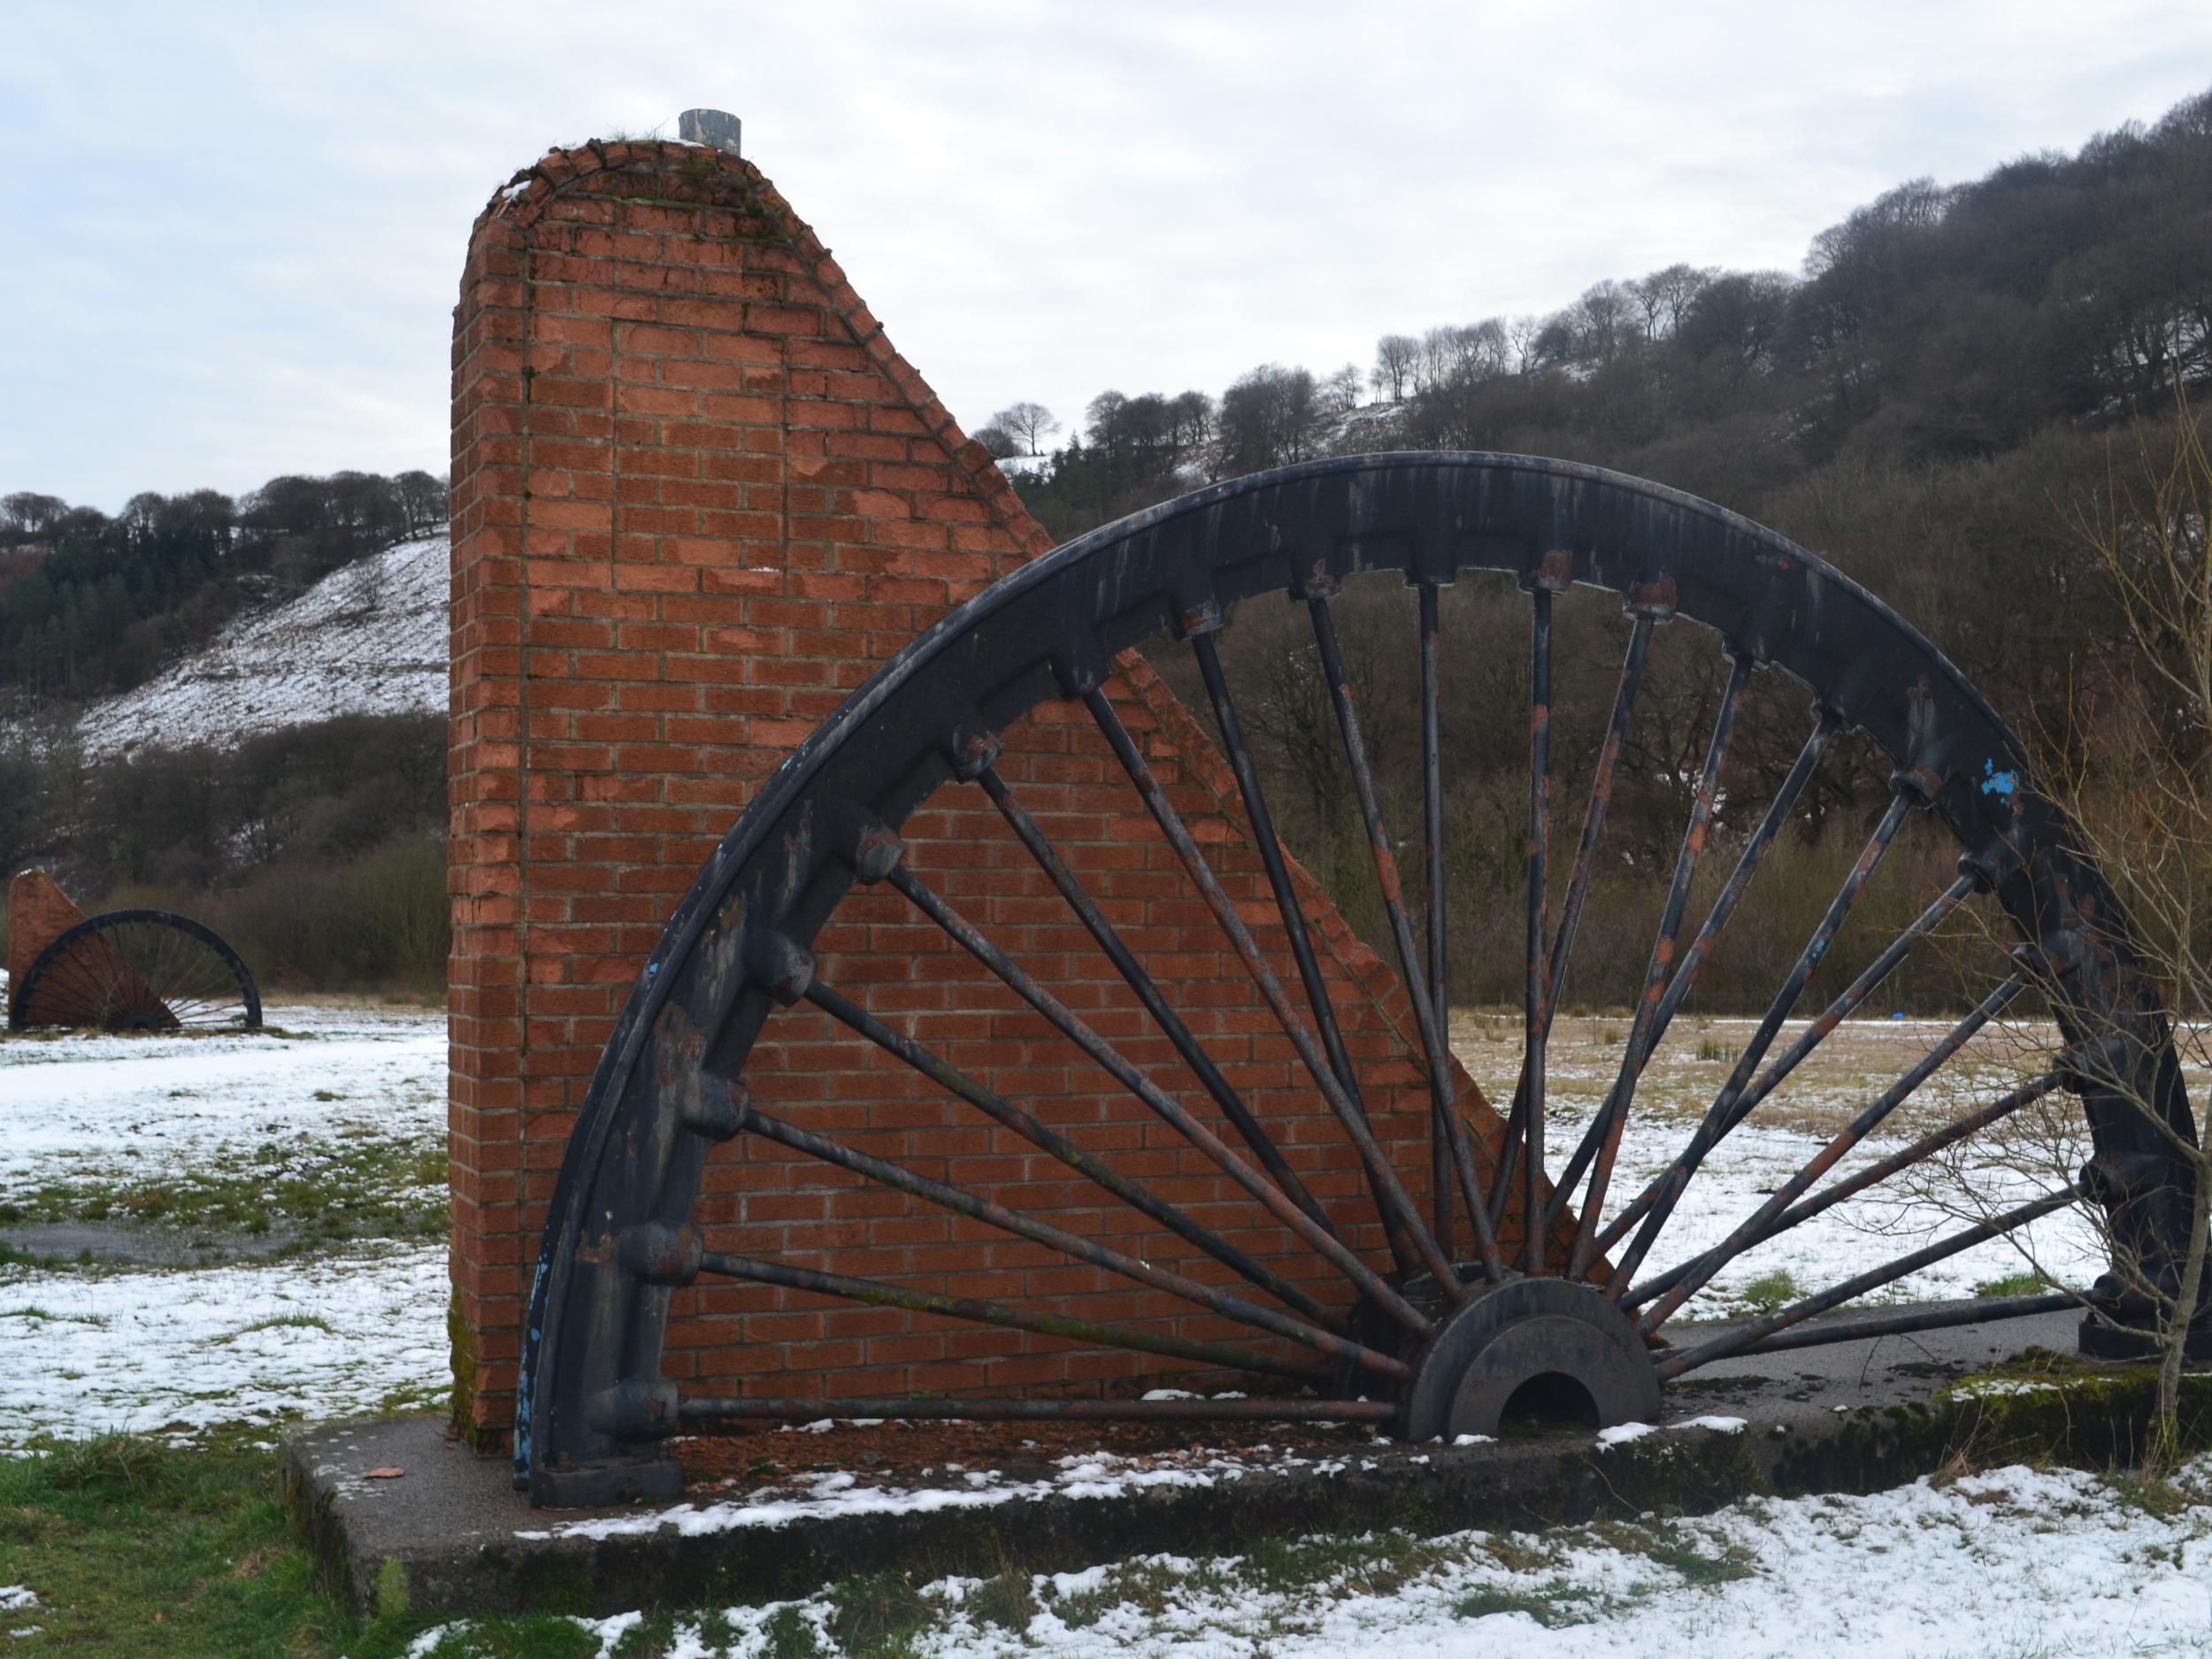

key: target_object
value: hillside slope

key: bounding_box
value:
[77,535,447,758]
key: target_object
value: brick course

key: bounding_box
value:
[450,140,1563,1449]
[5,870,85,998]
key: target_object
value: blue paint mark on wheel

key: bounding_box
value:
[1980,757,2018,802]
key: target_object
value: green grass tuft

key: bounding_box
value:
[826,1570,937,1655]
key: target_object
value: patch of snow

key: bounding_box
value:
[1595,1421,1658,1447]
[1950,1378,2063,1399]
[0,1241,447,1446]
[518,1445,1303,1542]
[526,1455,2212,1659]
[77,534,449,757]
[0,1002,449,1446]
[0,1002,444,1204]
[1680,1415,1747,1433]
[0,1592,33,1613]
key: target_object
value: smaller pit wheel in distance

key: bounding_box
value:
[8,909,263,1033]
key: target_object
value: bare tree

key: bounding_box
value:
[1916,411,2212,1465]
[1371,334,1418,402]
[1632,263,1716,340]
[1323,362,1364,419]
[990,401,1061,457]
[972,424,1021,460]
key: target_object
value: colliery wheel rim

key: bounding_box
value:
[521,450,2160,1505]
[8,907,263,1033]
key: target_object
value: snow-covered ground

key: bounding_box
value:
[75,532,447,757]
[2,1002,444,1196]
[0,1002,2120,1448]
[0,1002,448,1445]
[420,1456,2212,1657]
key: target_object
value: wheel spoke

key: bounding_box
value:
[1086,683,1465,1298]
[680,1395,1398,1425]
[885,862,1434,1333]
[1691,1292,2078,1359]
[1305,595,1502,1282]
[1186,632,1424,1276]
[1189,633,1369,1110]
[1594,864,1976,1262]
[697,1250,1328,1382]
[744,1105,1412,1379]
[1655,1188,2078,1379]
[1417,580,1452,1252]
[1632,969,2029,1329]
[1520,580,1556,1274]
[1547,703,1836,1245]
[1489,612,1657,1243]
[804,979,1360,1333]
[974,761,1335,1236]
[1559,651,1755,1275]
[1624,1068,2063,1314]
[1604,782,1917,1292]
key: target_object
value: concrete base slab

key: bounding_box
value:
[287,1305,2185,1621]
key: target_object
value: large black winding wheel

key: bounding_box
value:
[518,454,2198,1505]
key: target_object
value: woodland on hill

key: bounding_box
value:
[6,85,2212,1000]
[0,467,447,708]
[975,83,2212,1009]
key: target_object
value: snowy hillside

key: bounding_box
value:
[79,534,448,757]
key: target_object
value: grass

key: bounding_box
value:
[1452,1583,1593,1626]
[1732,1269,1802,1317]
[1977,1268,2059,1298]
[826,1571,937,1655]
[10,1133,449,1245]
[0,1431,618,1657]
[0,1431,363,1655]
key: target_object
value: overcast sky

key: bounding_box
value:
[5,2,2211,511]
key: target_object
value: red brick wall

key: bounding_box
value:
[449,140,1553,1447]
[6,871,85,996]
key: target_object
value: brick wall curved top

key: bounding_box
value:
[449,139,1555,1448]
[461,139,1050,569]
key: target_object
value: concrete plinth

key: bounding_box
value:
[288,1305,2185,1622]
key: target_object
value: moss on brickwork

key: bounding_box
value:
[446,1283,484,1450]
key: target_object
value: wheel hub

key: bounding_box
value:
[1399,1277,1660,1441]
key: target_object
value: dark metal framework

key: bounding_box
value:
[8,908,263,1033]
[518,453,2198,1506]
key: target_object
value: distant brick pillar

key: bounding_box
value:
[449,139,1559,1449]
[6,871,84,1002]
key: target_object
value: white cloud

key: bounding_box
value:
[4,0,2209,507]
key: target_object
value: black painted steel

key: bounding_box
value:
[1488,610,1655,1240]
[1087,680,1462,1294]
[1307,593,1501,1282]
[1186,631,1417,1272]
[1418,580,1453,1253]
[1594,870,1983,1258]
[742,1106,1409,1379]
[9,909,262,1033]
[1632,970,2030,1326]
[519,452,2195,1506]
[803,979,1348,1331]
[680,1396,1399,1424]
[1710,1292,2078,1358]
[973,763,1335,1235]
[1559,652,1753,1275]
[696,1251,1327,1383]
[1607,787,1916,1294]
[1657,1190,2081,1377]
